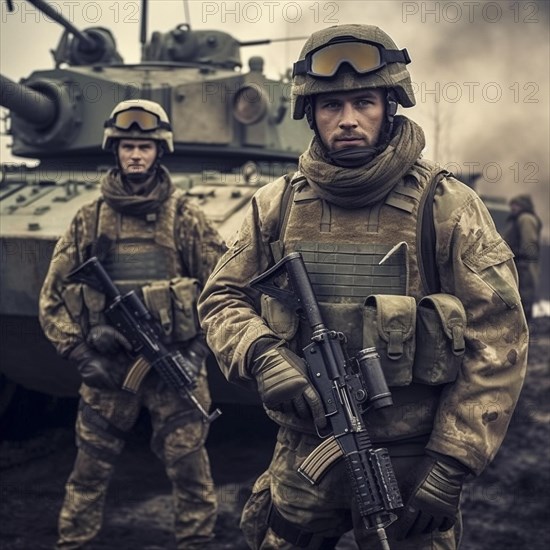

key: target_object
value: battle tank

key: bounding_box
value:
[0,0,311,414]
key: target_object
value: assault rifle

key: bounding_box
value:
[68,257,221,423]
[250,252,402,550]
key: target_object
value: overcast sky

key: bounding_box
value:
[1,0,549,237]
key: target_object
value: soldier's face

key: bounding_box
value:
[118,139,158,175]
[314,89,385,152]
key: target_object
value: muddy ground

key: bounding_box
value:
[1,317,549,550]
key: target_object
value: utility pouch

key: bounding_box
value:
[414,293,466,385]
[363,295,416,386]
[169,277,201,343]
[260,295,299,342]
[142,281,173,339]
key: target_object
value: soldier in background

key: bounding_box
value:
[504,194,542,321]
[39,100,224,549]
[198,25,528,549]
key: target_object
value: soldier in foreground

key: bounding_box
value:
[39,100,224,549]
[198,25,528,549]
[504,194,542,322]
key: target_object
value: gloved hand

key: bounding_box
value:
[251,338,327,429]
[87,325,132,355]
[395,452,470,540]
[69,343,127,390]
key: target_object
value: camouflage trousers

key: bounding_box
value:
[241,427,462,550]
[56,373,217,550]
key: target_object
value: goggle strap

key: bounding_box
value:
[292,59,308,78]
[292,47,411,78]
[385,48,410,65]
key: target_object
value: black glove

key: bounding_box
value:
[87,325,132,355]
[395,452,470,540]
[69,343,126,390]
[251,338,327,430]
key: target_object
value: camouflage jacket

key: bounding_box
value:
[39,169,226,358]
[198,163,528,475]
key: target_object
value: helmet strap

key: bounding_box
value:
[378,89,397,146]
[304,97,316,131]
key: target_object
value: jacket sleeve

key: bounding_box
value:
[175,198,227,287]
[38,211,88,358]
[426,178,528,475]
[197,179,288,387]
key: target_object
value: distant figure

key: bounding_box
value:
[504,194,542,321]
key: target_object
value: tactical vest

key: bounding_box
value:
[96,198,185,294]
[270,159,440,356]
[260,160,468,439]
[79,190,194,335]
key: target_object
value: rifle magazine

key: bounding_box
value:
[298,435,344,485]
[123,356,151,393]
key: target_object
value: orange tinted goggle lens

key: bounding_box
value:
[310,42,382,77]
[113,109,160,131]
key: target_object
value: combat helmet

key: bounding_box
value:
[292,24,415,121]
[103,99,174,153]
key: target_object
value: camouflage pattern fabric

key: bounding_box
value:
[199,165,528,475]
[56,375,216,550]
[39,169,226,358]
[199,152,528,546]
[40,168,225,549]
[241,427,461,549]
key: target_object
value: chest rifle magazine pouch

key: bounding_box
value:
[142,280,173,341]
[363,295,416,386]
[143,278,201,344]
[169,277,201,343]
[413,293,466,385]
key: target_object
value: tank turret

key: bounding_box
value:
[0,0,311,404]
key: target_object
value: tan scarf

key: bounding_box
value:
[298,116,426,208]
[100,166,175,216]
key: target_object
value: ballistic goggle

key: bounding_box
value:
[104,108,172,132]
[292,38,411,78]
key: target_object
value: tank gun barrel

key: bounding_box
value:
[240,36,309,47]
[26,0,96,50]
[0,74,56,128]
